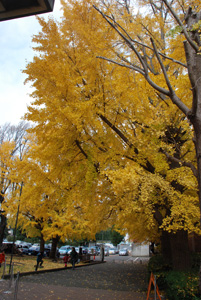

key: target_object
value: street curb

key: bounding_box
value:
[2,260,106,279]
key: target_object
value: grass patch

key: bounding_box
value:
[1,254,86,276]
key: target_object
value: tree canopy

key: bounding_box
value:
[3,0,201,269]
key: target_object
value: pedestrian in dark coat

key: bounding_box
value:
[35,252,44,271]
[70,247,78,270]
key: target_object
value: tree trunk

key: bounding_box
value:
[49,236,59,259]
[40,233,45,253]
[170,230,191,271]
[193,53,201,226]
[184,9,201,293]
[0,194,6,248]
[184,10,201,223]
[160,229,191,271]
[161,230,172,266]
[0,214,7,248]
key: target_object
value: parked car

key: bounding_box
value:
[104,247,109,256]
[75,247,80,253]
[28,245,40,256]
[58,246,72,258]
[15,240,22,246]
[19,245,30,255]
[82,247,88,254]
[88,246,99,255]
[1,242,21,254]
[119,248,129,256]
[44,244,51,257]
[109,247,117,255]
[17,242,32,249]
[24,242,32,248]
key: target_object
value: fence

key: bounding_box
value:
[0,260,20,300]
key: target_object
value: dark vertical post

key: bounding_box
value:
[9,183,23,275]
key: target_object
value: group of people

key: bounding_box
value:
[0,247,79,272]
[63,247,78,270]
[35,247,79,271]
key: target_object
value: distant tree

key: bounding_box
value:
[0,122,29,247]
[96,228,124,245]
[110,229,124,246]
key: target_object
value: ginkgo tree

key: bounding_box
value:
[9,0,200,271]
[92,0,201,268]
[5,132,104,255]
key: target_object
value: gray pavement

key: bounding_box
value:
[0,259,149,300]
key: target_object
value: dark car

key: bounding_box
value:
[1,242,21,254]
[17,242,32,249]
[82,247,88,254]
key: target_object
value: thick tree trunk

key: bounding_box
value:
[49,236,59,259]
[184,8,201,294]
[170,230,191,271]
[184,10,201,222]
[193,53,201,226]
[160,230,191,270]
[161,230,172,265]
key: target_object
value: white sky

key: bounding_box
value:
[0,0,62,126]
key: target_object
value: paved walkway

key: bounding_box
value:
[0,260,149,300]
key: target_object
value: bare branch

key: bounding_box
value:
[106,14,187,68]
[94,5,187,99]
[96,55,144,74]
[150,37,174,93]
[162,0,199,52]
[150,37,190,116]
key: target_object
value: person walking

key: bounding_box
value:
[0,251,5,267]
[70,247,78,270]
[63,252,69,268]
[35,252,44,271]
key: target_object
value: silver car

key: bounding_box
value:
[119,248,129,256]
[104,247,109,256]
[59,245,72,258]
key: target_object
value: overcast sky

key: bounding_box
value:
[0,0,62,126]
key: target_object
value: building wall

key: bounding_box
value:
[131,243,150,256]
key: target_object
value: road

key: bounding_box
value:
[105,253,149,262]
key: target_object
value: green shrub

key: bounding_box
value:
[191,253,201,272]
[148,254,201,300]
[148,254,172,290]
[148,254,172,273]
[165,271,200,300]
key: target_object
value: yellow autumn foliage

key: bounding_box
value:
[3,0,200,247]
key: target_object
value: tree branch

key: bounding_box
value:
[96,55,144,74]
[161,149,197,177]
[150,37,190,116]
[162,0,199,52]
